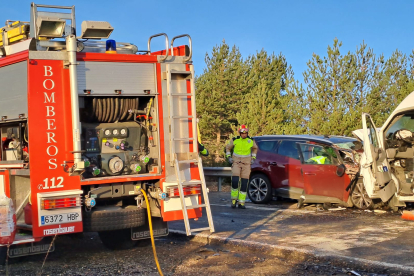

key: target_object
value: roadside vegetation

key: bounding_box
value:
[196,39,414,165]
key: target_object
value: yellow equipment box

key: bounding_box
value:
[0,21,29,47]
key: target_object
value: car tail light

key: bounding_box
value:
[167,184,201,198]
[40,197,81,210]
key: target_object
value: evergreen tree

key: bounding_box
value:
[369,50,414,126]
[300,38,359,135]
[195,40,247,162]
[195,38,414,165]
[236,50,291,136]
[283,77,308,135]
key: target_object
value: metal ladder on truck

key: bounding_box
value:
[165,51,215,236]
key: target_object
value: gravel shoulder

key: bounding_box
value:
[1,233,411,276]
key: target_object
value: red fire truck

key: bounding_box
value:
[0,3,214,261]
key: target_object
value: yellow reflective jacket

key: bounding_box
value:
[308,156,327,164]
[225,136,258,159]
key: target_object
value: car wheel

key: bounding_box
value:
[351,179,373,209]
[248,174,273,204]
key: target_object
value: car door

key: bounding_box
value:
[254,140,281,189]
[361,113,393,200]
[298,143,348,202]
[273,140,304,199]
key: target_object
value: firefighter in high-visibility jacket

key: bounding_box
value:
[225,125,258,209]
[198,142,209,156]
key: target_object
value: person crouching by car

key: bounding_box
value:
[225,125,258,209]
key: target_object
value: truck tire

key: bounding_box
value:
[83,205,146,232]
[98,229,138,250]
[0,246,6,266]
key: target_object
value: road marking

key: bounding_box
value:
[210,203,314,213]
[211,203,281,211]
[170,229,414,272]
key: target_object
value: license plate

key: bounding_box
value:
[41,212,80,226]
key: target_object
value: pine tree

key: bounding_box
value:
[195,40,247,162]
[295,39,382,136]
[300,39,356,135]
[236,50,290,136]
[369,50,414,126]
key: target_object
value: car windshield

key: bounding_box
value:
[334,142,356,150]
[386,114,414,139]
[327,136,360,150]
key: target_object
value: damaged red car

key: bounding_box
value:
[248,135,361,207]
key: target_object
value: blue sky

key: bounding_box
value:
[2,1,414,82]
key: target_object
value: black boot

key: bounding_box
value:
[231,200,237,208]
[238,204,246,209]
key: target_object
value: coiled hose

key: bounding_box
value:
[91,97,141,123]
[140,189,163,276]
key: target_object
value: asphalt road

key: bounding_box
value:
[2,191,414,276]
[169,191,414,274]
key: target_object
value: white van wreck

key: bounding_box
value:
[352,92,414,210]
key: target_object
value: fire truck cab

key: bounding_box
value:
[0,3,213,260]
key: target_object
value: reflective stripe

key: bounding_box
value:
[238,191,247,203]
[231,188,239,200]
[233,153,251,158]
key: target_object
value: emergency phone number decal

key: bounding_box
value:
[38,177,64,190]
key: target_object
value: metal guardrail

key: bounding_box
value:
[203,167,232,191]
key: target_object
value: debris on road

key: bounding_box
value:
[350,270,361,276]
[374,210,387,214]
[328,207,347,211]
[198,247,215,253]
[401,210,414,221]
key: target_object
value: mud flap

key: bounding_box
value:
[378,180,397,202]
[131,217,168,240]
[7,237,54,258]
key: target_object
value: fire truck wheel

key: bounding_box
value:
[98,229,138,250]
[82,205,146,232]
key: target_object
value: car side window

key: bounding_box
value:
[257,141,278,152]
[277,141,300,160]
[299,144,339,165]
[365,116,379,147]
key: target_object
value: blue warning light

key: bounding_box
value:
[106,39,117,53]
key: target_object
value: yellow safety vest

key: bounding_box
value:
[309,156,326,164]
[233,137,254,157]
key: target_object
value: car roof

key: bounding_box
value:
[253,134,357,146]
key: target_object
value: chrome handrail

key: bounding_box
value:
[147,33,169,62]
[170,34,192,62]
